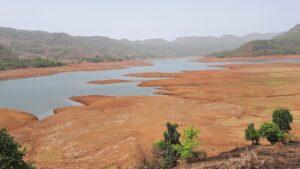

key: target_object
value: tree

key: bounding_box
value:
[0,128,35,169]
[272,108,293,132]
[163,122,181,145]
[245,123,260,145]
[154,122,181,168]
[259,122,284,144]
[177,126,200,162]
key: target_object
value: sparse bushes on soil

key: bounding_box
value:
[245,108,294,145]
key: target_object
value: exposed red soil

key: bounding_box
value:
[4,59,300,168]
[0,108,37,130]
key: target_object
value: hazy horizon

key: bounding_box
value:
[1,0,300,40]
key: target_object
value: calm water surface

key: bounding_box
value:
[0,58,299,118]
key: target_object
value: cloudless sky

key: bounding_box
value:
[1,0,299,40]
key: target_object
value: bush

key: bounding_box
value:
[0,128,35,169]
[245,123,260,145]
[154,122,181,168]
[259,122,284,144]
[163,122,181,145]
[272,108,293,132]
[177,126,200,162]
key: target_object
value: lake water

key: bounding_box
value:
[0,57,300,118]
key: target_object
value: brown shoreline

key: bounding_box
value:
[0,60,151,81]
[4,56,300,168]
[0,108,38,130]
[87,79,132,85]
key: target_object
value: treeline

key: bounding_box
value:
[0,57,64,70]
[79,55,131,63]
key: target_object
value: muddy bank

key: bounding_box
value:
[9,61,300,168]
[87,79,132,85]
[0,60,150,81]
[0,108,37,130]
[126,72,178,78]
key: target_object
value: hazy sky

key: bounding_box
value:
[1,0,300,40]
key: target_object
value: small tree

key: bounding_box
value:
[0,128,35,169]
[178,126,200,163]
[154,122,181,168]
[259,122,284,144]
[272,108,293,132]
[245,123,260,145]
[163,122,181,145]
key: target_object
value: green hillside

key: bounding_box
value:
[0,27,278,62]
[0,45,16,60]
[211,24,300,58]
[0,45,63,70]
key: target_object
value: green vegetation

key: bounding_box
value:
[0,26,280,63]
[245,108,294,145]
[272,108,293,132]
[154,122,181,168]
[79,55,125,63]
[259,122,284,145]
[136,123,202,168]
[0,57,64,70]
[0,128,35,169]
[176,126,200,162]
[211,24,300,57]
[245,123,260,145]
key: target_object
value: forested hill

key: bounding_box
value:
[0,45,16,60]
[0,26,279,62]
[211,24,300,58]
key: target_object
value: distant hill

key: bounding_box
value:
[211,24,300,57]
[0,26,279,62]
[172,33,279,54]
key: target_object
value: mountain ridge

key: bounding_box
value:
[210,24,300,57]
[0,26,280,62]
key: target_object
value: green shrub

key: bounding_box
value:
[272,108,293,132]
[0,128,35,169]
[245,123,260,145]
[177,126,200,162]
[163,122,181,145]
[154,122,181,168]
[259,122,284,144]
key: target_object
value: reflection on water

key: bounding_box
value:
[0,57,299,118]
